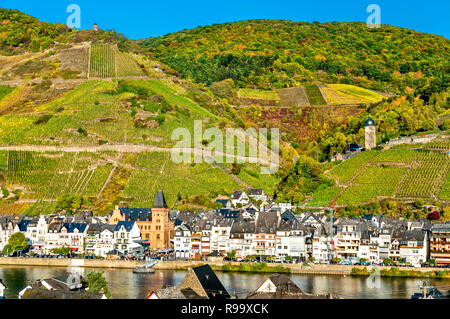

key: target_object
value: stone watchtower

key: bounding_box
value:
[93,23,98,32]
[364,116,376,150]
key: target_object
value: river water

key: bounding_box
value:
[1,265,449,299]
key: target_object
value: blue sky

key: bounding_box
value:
[1,0,449,39]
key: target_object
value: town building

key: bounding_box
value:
[399,230,428,265]
[253,212,280,257]
[113,221,141,254]
[231,191,249,206]
[247,189,267,202]
[230,218,255,258]
[430,223,450,265]
[108,190,174,250]
[174,224,191,259]
[85,223,115,257]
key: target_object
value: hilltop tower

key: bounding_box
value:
[93,23,98,32]
[151,190,174,250]
[364,116,376,150]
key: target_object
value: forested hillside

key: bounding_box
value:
[140,20,449,98]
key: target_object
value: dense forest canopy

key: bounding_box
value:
[140,20,449,95]
[0,9,140,54]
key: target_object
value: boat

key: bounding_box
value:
[411,281,448,299]
[133,258,158,274]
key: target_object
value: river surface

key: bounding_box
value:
[1,265,449,299]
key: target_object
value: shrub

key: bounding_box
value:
[33,114,53,125]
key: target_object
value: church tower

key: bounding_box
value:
[364,116,376,150]
[151,190,173,250]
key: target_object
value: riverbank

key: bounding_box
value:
[1,257,449,278]
[0,257,144,269]
[350,266,450,278]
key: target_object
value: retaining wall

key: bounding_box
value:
[0,258,443,275]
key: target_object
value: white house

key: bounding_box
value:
[334,220,361,262]
[378,228,392,261]
[399,230,428,265]
[174,224,191,259]
[312,224,334,262]
[231,191,249,207]
[210,219,233,254]
[275,221,308,260]
[113,221,141,254]
[247,189,267,202]
[0,221,14,251]
[27,216,48,254]
[63,223,88,254]
[45,222,63,254]
[85,224,115,257]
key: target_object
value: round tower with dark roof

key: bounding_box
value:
[364,116,376,150]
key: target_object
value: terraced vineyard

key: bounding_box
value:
[426,139,450,150]
[89,43,145,78]
[276,87,309,107]
[329,150,380,183]
[439,172,450,200]
[239,88,279,101]
[116,51,145,77]
[90,43,116,78]
[1,151,113,199]
[336,184,397,206]
[304,84,326,106]
[316,143,450,207]
[322,84,384,105]
[353,165,406,185]
[395,151,450,198]
[307,186,343,207]
[374,148,418,163]
[123,151,243,207]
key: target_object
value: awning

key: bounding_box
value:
[133,240,150,244]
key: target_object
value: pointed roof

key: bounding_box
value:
[153,190,168,209]
[364,116,375,127]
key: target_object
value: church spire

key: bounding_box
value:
[153,190,168,209]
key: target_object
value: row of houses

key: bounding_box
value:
[0,191,173,257]
[1,191,449,265]
[174,209,450,266]
[0,212,143,256]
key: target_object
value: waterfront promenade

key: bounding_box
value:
[0,257,446,276]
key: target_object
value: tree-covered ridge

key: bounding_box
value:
[0,9,70,52]
[140,20,449,94]
[0,9,139,54]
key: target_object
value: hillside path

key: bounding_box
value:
[0,143,274,166]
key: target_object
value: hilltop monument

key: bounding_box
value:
[364,116,376,150]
